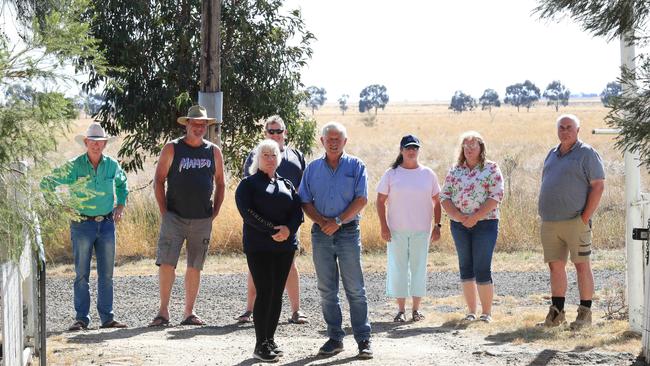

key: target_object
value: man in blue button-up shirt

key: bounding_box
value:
[299,122,372,359]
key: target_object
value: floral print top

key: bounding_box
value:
[440,160,504,221]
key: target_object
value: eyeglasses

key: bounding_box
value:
[404,146,419,151]
[266,129,284,135]
[462,142,480,150]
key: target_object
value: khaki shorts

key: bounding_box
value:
[155,211,213,270]
[540,215,592,263]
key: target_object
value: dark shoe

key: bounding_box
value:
[267,338,283,357]
[100,320,128,329]
[253,341,279,362]
[412,310,425,322]
[288,310,308,324]
[148,315,170,327]
[236,310,253,323]
[180,314,206,326]
[68,320,87,331]
[393,311,406,322]
[318,338,344,356]
[357,339,373,359]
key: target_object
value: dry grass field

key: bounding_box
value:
[44,102,646,263]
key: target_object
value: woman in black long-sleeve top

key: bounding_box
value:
[235,139,303,362]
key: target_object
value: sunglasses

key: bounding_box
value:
[266,129,285,135]
[404,146,419,151]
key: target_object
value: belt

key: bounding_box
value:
[79,212,113,222]
[341,220,359,229]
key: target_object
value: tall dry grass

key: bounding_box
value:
[44,102,644,263]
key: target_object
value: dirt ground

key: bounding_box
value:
[44,266,644,366]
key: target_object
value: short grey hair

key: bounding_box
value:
[248,139,282,175]
[556,114,581,128]
[321,121,347,138]
[264,115,286,130]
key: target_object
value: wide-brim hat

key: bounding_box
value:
[177,105,217,126]
[74,122,117,146]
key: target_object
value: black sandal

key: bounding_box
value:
[393,311,406,322]
[148,315,170,327]
[236,310,253,323]
[180,314,206,326]
[412,310,425,322]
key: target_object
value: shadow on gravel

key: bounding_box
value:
[485,326,640,350]
[64,326,165,344]
[525,349,559,366]
[283,355,360,366]
[231,354,358,366]
[166,323,249,340]
[371,320,470,339]
[314,319,472,339]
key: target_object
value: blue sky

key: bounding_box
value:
[286,0,626,102]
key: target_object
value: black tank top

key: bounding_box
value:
[166,138,215,219]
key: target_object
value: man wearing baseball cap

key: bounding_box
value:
[41,122,128,331]
[149,105,225,327]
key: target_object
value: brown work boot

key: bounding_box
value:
[536,305,566,327]
[569,305,592,330]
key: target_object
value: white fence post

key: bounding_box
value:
[2,261,23,366]
[643,214,650,363]
[1,161,41,366]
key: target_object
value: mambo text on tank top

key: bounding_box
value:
[178,157,212,172]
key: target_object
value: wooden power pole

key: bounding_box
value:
[199,0,223,147]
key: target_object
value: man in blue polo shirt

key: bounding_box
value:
[537,114,605,329]
[299,121,372,359]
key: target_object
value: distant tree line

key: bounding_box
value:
[448,80,622,113]
[304,84,390,116]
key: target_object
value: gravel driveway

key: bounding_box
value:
[43,268,645,365]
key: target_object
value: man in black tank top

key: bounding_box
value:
[149,105,226,327]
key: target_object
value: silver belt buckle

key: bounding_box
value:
[94,216,105,222]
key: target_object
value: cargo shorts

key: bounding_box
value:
[155,211,213,270]
[540,215,592,263]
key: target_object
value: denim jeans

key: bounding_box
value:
[70,218,116,325]
[449,219,499,285]
[311,223,371,342]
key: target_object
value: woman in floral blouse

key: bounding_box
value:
[440,131,504,323]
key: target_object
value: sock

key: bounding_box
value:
[580,299,592,308]
[551,296,565,311]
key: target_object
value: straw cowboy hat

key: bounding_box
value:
[177,105,217,126]
[74,122,117,146]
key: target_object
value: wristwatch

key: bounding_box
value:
[434,223,442,228]
[335,216,343,226]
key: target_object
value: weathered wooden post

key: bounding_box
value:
[200,0,223,147]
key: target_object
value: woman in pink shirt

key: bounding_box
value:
[376,135,442,322]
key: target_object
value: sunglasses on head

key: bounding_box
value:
[266,129,284,135]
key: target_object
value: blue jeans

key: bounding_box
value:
[311,223,371,343]
[450,219,499,285]
[70,219,116,325]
